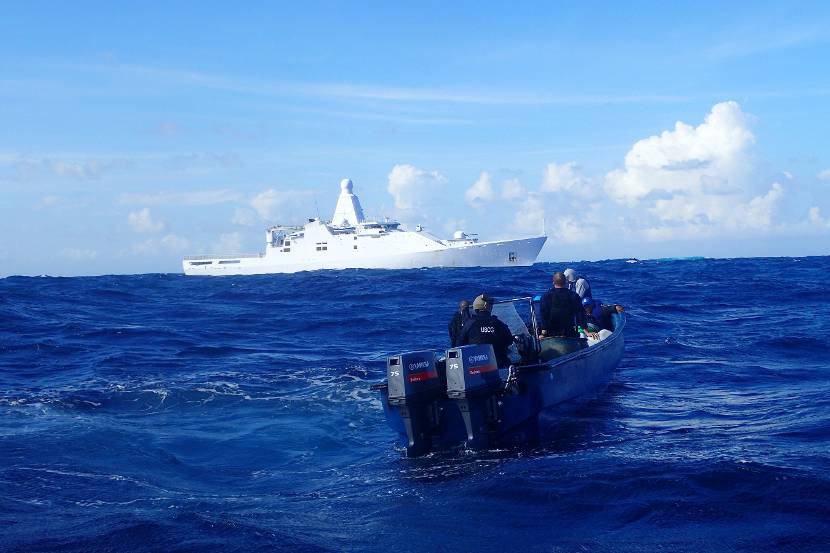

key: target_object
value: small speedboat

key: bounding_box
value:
[373,297,626,456]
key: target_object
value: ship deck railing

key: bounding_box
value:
[183,253,263,261]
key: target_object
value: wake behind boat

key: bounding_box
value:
[183,179,546,275]
[373,296,625,456]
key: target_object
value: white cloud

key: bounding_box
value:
[807,207,830,227]
[465,171,495,206]
[818,169,830,181]
[7,156,109,181]
[605,101,754,206]
[795,207,830,233]
[249,188,313,221]
[443,217,469,236]
[215,232,244,253]
[501,178,525,200]
[128,208,165,233]
[601,100,781,239]
[159,234,190,251]
[731,182,783,230]
[231,207,257,226]
[50,160,103,179]
[510,193,547,235]
[503,101,801,245]
[131,233,191,255]
[550,216,591,244]
[251,189,283,220]
[38,195,89,210]
[118,189,242,206]
[637,183,785,241]
[387,164,446,210]
[541,162,591,197]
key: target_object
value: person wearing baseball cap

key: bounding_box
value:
[456,294,514,367]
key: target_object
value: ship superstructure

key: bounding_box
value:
[183,179,546,275]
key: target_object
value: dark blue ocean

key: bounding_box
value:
[2,257,829,552]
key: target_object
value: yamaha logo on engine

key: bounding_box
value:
[408,360,430,371]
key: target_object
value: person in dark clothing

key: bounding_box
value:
[457,294,515,368]
[583,298,624,332]
[539,272,586,338]
[448,299,470,347]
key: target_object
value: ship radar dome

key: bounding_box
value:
[453,230,467,240]
[340,178,354,193]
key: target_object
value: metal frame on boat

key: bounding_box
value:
[373,297,626,456]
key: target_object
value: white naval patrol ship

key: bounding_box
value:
[182,179,547,275]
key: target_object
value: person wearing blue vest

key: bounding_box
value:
[582,297,624,332]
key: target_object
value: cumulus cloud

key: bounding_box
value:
[798,207,830,232]
[159,234,190,251]
[510,193,547,235]
[541,162,592,197]
[251,189,283,220]
[501,178,526,200]
[443,217,470,236]
[605,101,755,207]
[387,163,446,209]
[249,188,312,221]
[501,101,804,246]
[128,208,165,233]
[731,182,783,230]
[549,216,590,244]
[599,100,788,239]
[231,207,258,226]
[131,234,190,255]
[819,169,830,181]
[215,232,244,253]
[465,172,495,206]
[636,182,784,241]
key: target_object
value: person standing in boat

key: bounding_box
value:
[539,272,586,338]
[564,268,592,301]
[448,299,470,347]
[457,294,514,368]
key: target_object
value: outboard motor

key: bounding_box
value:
[445,344,503,448]
[386,350,443,456]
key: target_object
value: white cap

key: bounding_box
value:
[564,268,576,282]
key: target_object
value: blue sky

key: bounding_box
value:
[2,1,829,275]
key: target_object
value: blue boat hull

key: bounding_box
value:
[379,314,625,454]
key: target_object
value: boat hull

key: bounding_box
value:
[380,314,625,455]
[183,235,546,275]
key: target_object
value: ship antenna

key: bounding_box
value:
[313,193,321,221]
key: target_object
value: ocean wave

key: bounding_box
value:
[2,257,829,552]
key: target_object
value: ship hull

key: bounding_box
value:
[183,235,546,276]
